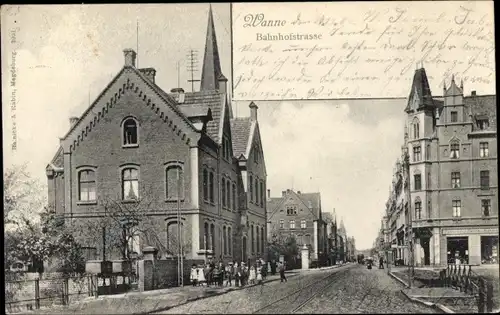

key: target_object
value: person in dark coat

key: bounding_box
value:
[379,256,384,269]
[234,262,241,287]
[279,262,287,282]
[271,260,277,275]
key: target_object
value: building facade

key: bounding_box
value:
[266,189,328,264]
[45,7,267,264]
[377,67,498,267]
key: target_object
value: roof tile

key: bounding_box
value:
[230,118,252,158]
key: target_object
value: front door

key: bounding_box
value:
[421,238,431,266]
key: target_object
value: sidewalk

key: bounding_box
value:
[389,268,475,313]
[22,270,301,315]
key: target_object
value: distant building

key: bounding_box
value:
[266,189,328,265]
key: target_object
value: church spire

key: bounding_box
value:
[200,4,226,92]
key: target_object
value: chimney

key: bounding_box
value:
[69,116,79,128]
[297,191,301,194]
[282,190,286,197]
[267,189,270,200]
[249,102,258,121]
[170,88,186,104]
[218,74,228,94]
[139,68,156,83]
[123,49,137,67]
[471,91,476,96]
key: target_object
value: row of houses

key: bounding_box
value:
[45,5,356,268]
[374,66,498,267]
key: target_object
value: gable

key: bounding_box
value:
[247,122,267,176]
[61,66,200,153]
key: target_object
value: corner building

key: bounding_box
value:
[405,68,497,266]
[45,7,267,263]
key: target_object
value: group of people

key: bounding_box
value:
[190,259,289,287]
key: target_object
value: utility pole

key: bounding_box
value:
[186,50,200,92]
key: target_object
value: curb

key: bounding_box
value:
[389,272,455,314]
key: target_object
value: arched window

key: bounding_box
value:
[166,221,185,254]
[260,181,264,206]
[256,227,260,254]
[251,225,255,253]
[223,226,227,255]
[204,222,209,250]
[427,199,432,219]
[226,180,231,209]
[122,117,138,146]
[122,167,139,200]
[222,178,226,207]
[255,177,259,205]
[210,223,215,251]
[249,175,254,202]
[260,226,265,253]
[232,184,237,210]
[166,164,184,200]
[412,118,420,139]
[228,227,232,255]
[78,169,96,201]
[203,169,208,201]
[209,172,214,202]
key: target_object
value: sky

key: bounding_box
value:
[2,3,411,250]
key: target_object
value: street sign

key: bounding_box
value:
[391,244,408,249]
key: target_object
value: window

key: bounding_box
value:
[203,169,208,200]
[251,225,255,252]
[415,201,422,219]
[256,228,260,254]
[260,181,264,207]
[477,119,489,130]
[203,223,209,250]
[223,226,227,255]
[232,184,236,210]
[414,174,421,191]
[452,200,461,217]
[480,171,490,189]
[301,220,306,229]
[450,111,458,123]
[249,175,253,202]
[427,172,431,189]
[222,178,226,207]
[78,169,96,201]
[279,219,284,228]
[122,168,139,200]
[413,122,419,139]
[427,200,432,218]
[482,200,491,216]
[450,142,460,159]
[426,144,431,160]
[480,142,489,157]
[222,137,232,161]
[166,221,185,253]
[254,149,259,163]
[226,180,231,209]
[286,206,297,215]
[260,227,264,253]
[413,146,421,162]
[122,118,138,146]
[166,164,184,200]
[290,220,296,229]
[209,172,214,203]
[228,227,232,255]
[210,223,215,251]
[451,172,461,188]
[255,177,259,205]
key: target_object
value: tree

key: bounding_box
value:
[267,227,299,262]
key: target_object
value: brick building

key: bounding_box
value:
[404,67,497,266]
[266,189,328,264]
[45,6,267,263]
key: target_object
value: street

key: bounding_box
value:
[155,264,440,314]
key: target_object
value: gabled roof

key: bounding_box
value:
[170,90,225,143]
[405,68,435,112]
[266,190,322,220]
[230,117,252,158]
[444,75,463,96]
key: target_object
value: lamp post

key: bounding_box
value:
[177,164,184,287]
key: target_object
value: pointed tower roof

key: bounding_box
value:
[200,4,225,91]
[445,74,463,97]
[404,67,435,112]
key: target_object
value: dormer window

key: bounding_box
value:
[477,119,489,130]
[122,117,138,147]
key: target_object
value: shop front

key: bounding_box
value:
[441,227,499,266]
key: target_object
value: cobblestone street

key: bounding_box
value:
[155,264,439,314]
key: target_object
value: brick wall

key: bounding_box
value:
[139,258,204,291]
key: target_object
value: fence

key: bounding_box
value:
[439,264,494,313]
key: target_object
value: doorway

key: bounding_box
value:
[421,238,431,266]
[481,236,499,264]
[447,237,469,264]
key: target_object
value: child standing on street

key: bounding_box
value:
[190,264,198,286]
